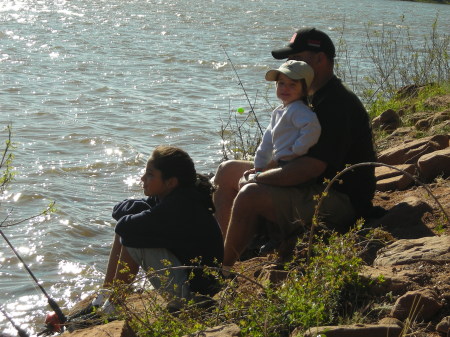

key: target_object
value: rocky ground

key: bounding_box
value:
[60,92,449,337]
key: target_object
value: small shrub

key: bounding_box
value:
[119,228,365,337]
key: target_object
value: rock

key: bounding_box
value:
[374,236,450,267]
[183,324,241,337]
[375,164,416,191]
[369,196,435,239]
[62,321,136,337]
[377,134,449,165]
[376,174,414,191]
[298,323,402,337]
[390,288,442,321]
[256,267,289,285]
[436,316,450,335]
[375,164,416,180]
[372,109,401,132]
[405,112,427,125]
[67,294,96,317]
[431,109,449,125]
[359,266,414,295]
[397,105,415,117]
[388,127,414,138]
[396,84,422,99]
[431,119,450,133]
[424,94,450,110]
[417,147,450,181]
[415,117,431,130]
[378,317,404,327]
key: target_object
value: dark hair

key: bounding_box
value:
[150,146,215,212]
[150,146,196,187]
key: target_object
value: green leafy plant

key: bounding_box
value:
[109,226,366,337]
[359,16,449,107]
[0,125,15,193]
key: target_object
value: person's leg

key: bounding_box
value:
[223,182,356,269]
[223,183,277,268]
[103,234,139,288]
[126,247,190,299]
[212,160,253,235]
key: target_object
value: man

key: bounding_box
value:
[214,27,376,270]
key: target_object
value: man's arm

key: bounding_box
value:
[240,155,326,188]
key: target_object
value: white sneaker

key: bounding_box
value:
[91,289,111,307]
[100,299,116,315]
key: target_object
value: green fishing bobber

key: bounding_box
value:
[236,107,245,114]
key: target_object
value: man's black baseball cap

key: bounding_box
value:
[271,27,336,60]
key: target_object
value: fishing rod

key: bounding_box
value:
[221,45,264,135]
[0,229,67,331]
[0,307,30,337]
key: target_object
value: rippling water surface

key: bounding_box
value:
[0,0,449,334]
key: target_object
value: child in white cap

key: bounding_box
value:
[253,60,321,173]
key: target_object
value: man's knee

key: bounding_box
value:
[234,183,273,215]
[213,160,232,185]
[213,160,252,188]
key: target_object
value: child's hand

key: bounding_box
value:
[238,168,257,190]
[243,168,256,178]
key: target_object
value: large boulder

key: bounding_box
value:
[377,135,449,165]
[359,266,414,295]
[373,236,450,267]
[369,196,434,239]
[372,109,401,132]
[299,323,402,337]
[390,288,442,322]
[375,164,416,180]
[62,321,136,337]
[431,109,449,125]
[375,164,416,191]
[182,324,241,337]
[417,147,450,181]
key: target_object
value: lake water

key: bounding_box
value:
[0,0,449,334]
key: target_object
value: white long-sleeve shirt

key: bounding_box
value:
[254,100,321,169]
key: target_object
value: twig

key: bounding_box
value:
[0,202,56,228]
[0,125,12,167]
[141,265,266,291]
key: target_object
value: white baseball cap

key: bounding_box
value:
[265,60,314,89]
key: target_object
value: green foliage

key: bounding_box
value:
[414,82,449,111]
[366,92,404,120]
[271,231,363,335]
[117,228,365,337]
[0,125,15,193]
[368,81,449,119]
[359,15,449,107]
[219,104,264,161]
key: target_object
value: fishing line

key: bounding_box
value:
[221,45,264,135]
